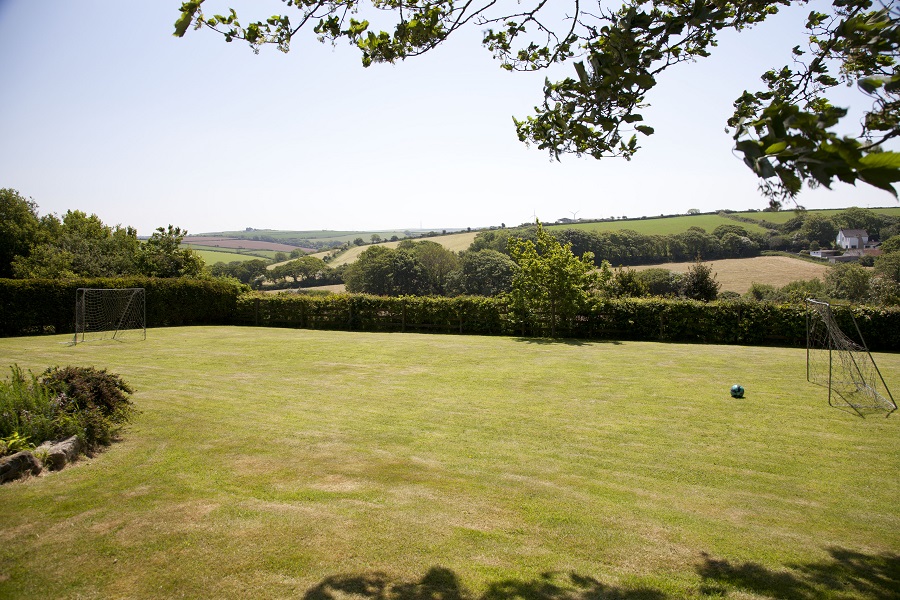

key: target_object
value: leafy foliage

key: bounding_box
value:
[176,0,900,204]
[137,225,204,278]
[507,222,598,336]
[0,189,42,279]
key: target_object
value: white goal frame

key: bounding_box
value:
[806,298,896,416]
[73,288,146,344]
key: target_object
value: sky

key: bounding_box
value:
[0,0,897,236]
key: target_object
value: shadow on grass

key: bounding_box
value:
[697,547,900,599]
[513,338,623,347]
[303,568,664,600]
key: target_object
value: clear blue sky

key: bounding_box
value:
[0,0,896,235]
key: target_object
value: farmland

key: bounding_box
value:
[305,231,479,267]
[545,213,772,236]
[633,256,831,294]
[0,327,897,599]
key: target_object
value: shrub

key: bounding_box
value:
[0,366,65,450]
[41,367,136,448]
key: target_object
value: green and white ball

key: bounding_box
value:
[730,384,745,398]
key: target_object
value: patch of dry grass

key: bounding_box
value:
[632,256,830,293]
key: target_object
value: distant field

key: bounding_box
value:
[0,327,897,599]
[633,256,830,294]
[546,214,771,236]
[193,249,273,265]
[198,229,445,245]
[733,206,900,225]
[304,231,480,268]
[183,237,299,252]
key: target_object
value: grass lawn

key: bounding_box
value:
[0,328,897,599]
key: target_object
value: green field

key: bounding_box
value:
[200,229,448,245]
[545,214,772,236]
[732,206,900,225]
[190,247,278,265]
[307,231,480,268]
[1,328,897,599]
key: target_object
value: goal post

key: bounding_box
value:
[806,298,896,416]
[73,288,146,344]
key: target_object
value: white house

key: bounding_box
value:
[836,229,869,249]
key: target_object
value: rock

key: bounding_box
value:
[46,436,82,471]
[0,451,42,483]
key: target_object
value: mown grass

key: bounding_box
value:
[0,327,897,599]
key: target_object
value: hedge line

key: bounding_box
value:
[236,293,900,350]
[0,278,246,336]
[2,280,898,350]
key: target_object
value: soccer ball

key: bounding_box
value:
[730,384,745,398]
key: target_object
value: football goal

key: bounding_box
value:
[806,298,896,416]
[73,288,146,344]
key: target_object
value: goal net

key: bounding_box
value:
[806,299,896,415]
[74,288,146,344]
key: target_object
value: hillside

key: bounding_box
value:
[632,256,830,294]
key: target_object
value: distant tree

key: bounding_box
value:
[507,222,597,337]
[370,234,382,244]
[210,259,269,284]
[0,189,42,278]
[451,249,518,297]
[778,278,827,303]
[825,263,872,302]
[799,214,838,246]
[687,209,701,215]
[343,245,396,294]
[835,207,889,238]
[273,251,288,262]
[874,252,900,283]
[137,225,204,278]
[681,259,721,301]
[408,241,459,295]
[880,235,900,254]
[353,237,366,246]
[13,210,141,278]
[289,248,305,259]
[635,268,682,297]
[603,267,648,298]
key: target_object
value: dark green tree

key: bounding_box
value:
[681,259,721,301]
[137,225,205,278]
[825,262,872,301]
[0,189,43,278]
[343,245,396,294]
[176,0,900,205]
[452,249,518,297]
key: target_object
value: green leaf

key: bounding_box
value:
[858,151,900,171]
[635,125,655,136]
[174,1,203,37]
[764,141,788,155]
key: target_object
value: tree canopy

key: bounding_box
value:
[175,0,899,205]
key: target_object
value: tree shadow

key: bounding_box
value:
[513,338,623,346]
[303,567,665,600]
[696,547,900,599]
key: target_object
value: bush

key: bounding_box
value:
[41,367,136,449]
[0,365,135,456]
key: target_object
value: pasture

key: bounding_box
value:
[0,327,897,599]
[632,256,831,294]
[545,215,771,236]
[309,231,479,268]
[732,207,900,225]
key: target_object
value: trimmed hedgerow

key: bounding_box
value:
[235,293,900,349]
[0,277,247,337]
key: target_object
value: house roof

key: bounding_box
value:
[839,228,869,237]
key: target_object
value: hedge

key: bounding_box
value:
[2,280,898,350]
[0,278,246,337]
[236,293,900,350]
